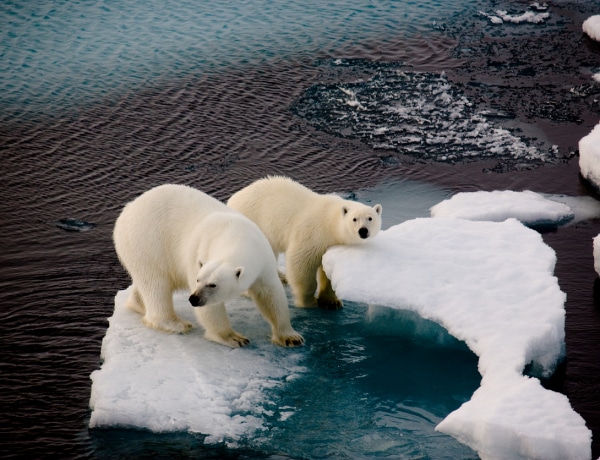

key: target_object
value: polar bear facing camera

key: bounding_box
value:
[228,176,382,309]
[113,184,304,348]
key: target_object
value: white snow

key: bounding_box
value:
[323,218,591,460]
[583,15,600,42]
[580,121,600,191]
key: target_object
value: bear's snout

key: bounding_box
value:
[189,293,205,307]
[359,227,369,239]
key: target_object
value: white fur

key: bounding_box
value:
[228,176,382,309]
[113,184,304,348]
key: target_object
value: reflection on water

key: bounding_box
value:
[1,0,476,120]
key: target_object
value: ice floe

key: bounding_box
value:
[323,217,591,460]
[430,190,575,228]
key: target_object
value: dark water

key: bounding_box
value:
[2,0,600,458]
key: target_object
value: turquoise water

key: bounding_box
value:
[1,0,476,119]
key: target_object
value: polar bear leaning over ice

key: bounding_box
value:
[228,176,382,310]
[113,184,304,348]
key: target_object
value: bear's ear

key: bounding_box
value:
[342,206,348,216]
[235,267,244,279]
[374,204,382,215]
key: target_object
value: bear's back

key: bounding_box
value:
[114,184,228,259]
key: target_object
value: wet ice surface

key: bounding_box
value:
[291,60,559,169]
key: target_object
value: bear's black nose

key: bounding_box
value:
[359,227,369,239]
[189,294,203,307]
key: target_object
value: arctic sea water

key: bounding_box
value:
[2,0,596,459]
[2,0,477,119]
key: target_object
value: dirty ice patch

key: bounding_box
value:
[579,121,600,191]
[583,15,600,42]
[89,289,306,444]
[323,218,591,460]
[430,190,575,228]
[291,60,556,167]
[479,7,550,25]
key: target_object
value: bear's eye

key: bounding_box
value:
[207,283,217,289]
[368,217,372,221]
[353,218,357,222]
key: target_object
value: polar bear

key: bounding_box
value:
[228,176,382,309]
[113,184,304,348]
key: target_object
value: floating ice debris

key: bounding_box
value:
[530,2,549,12]
[479,8,550,25]
[54,218,97,232]
[478,11,504,25]
[323,218,591,460]
[579,121,600,191]
[291,60,554,167]
[430,190,575,228]
[583,15,600,42]
[495,9,550,24]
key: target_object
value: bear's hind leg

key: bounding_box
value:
[286,249,319,308]
[194,302,249,348]
[138,280,193,334]
[316,265,343,310]
[249,280,304,347]
[124,285,145,314]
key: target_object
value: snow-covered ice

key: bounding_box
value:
[583,15,600,42]
[90,213,593,459]
[89,289,307,444]
[580,121,600,191]
[323,217,591,460]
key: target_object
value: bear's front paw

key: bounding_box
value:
[143,316,193,334]
[272,331,305,347]
[317,297,343,310]
[206,330,250,348]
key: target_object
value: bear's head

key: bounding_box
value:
[340,202,382,244]
[189,260,246,307]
